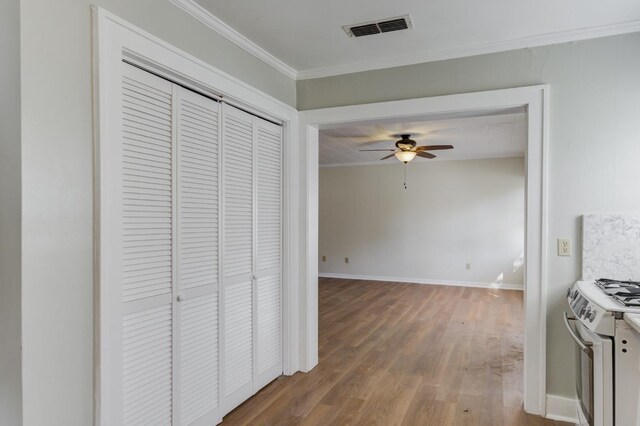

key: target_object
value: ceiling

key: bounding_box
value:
[191,0,640,78]
[319,112,526,166]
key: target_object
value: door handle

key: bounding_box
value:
[563,312,593,354]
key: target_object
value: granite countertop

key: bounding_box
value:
[624,313,640,335]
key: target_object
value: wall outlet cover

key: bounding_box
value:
[558,238,571,256]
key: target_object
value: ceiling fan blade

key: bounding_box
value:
[416,145,454,151]
[416,151,436,159]
[380,153,396,160]
[359,149,396,152]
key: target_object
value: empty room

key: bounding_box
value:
[3,1,640,425]
[316,114,528,423]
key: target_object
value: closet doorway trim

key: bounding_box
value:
[92,8,300,425]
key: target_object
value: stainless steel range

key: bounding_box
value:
[566,278,640,426]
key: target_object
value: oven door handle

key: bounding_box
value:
[563,312,593,354]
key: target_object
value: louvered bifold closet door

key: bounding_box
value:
[116,64,222,426]
[221,105,255,414]
[120,63,175,425]
[175,86,220,426]
[254,120,283,391]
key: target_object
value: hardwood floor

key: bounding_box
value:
[222,278,572,425]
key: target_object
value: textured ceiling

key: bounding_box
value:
[319,112,526,166]
[194,0,640,76]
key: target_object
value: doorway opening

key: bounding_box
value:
[299,86,549,416]
[314,109,528,422]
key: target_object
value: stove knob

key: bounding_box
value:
[579,305,587,317]
[587,309,597,322]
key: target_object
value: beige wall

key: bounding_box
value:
[19,1,295,424]
[319,158,525,286]
[0,0,22,424]
[299,32,640,398]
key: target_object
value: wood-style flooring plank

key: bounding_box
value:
[221,278,572,426]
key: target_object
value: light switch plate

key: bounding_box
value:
[558,238,571,256]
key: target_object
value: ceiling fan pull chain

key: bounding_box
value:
[404,163,408,190]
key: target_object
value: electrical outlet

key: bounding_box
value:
[466,263,471,270]
[345,257,349,264]
[558,238,571,256]
[322,255,326,262]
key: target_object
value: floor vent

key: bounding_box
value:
[344,15,413,38]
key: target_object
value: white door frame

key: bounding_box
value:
[92,8,300,425]
[298,85,550,416]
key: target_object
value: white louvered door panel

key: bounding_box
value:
[222,108,253,280]
[178,294,218,425]
[121,63,175,425]
[221,105,255,414]
[175,86,220,425]
[254,121,283,390]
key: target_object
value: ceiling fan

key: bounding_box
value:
[359,134,454,163]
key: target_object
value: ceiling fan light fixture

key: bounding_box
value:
[395,150,417,163]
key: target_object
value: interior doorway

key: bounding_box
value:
[298,86,549,416]
[311,109,528,421]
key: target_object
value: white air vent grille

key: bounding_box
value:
[343,15,413,38]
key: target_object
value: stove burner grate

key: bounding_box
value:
[614,296,640,308]
[596,278,640,307]
[595,278,640,287]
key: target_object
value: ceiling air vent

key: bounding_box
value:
[343,15,413,38]
[378,18,409,33]
[350,23,381,37]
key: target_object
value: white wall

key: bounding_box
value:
[0,0,22,424]
[319,158,525,287]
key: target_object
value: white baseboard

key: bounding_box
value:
[545,394,578,424]
[318,272,524,291]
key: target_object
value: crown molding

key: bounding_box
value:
[168,1,640,82]
[168,0,298,80]
[297,19,640,80]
